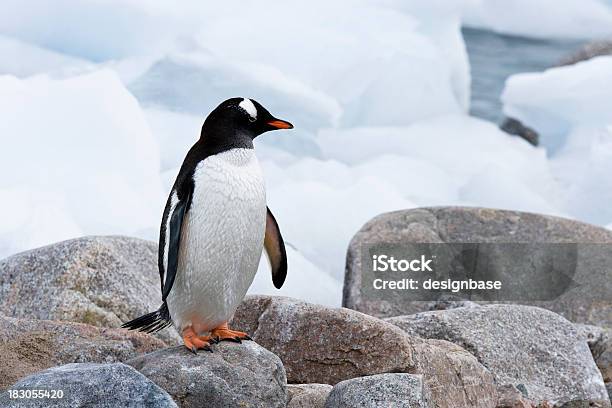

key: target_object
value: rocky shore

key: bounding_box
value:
[0,207,610,407]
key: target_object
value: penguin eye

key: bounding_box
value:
[248,116,256,123]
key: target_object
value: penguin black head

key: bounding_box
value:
[201,98,293,148]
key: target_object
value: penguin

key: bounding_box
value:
[122,97,291,353]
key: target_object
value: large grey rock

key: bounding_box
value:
[0,236,179,343]
[324,373,430,408]
[344,207,612,327]
[127,342,287,408]
[233,295,496,408]
[287,384,333,408]
[387,304,609,406]
[231,295,414,385]
[0,313,165,390]
[0,363,176,407]
[411,338,497,408]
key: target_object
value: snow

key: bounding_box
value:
[463,0,612,40]
[0,35,93,78]
[1,1,611,307]
[502,56,612,152]
[503,57,612,226]
[0,70,164,248]
[250,246,342,307]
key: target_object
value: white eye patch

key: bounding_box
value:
[238,98,257,121]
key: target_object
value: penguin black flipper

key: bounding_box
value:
[122,180,193,334]
[264,207,287,289]
[163,187,192,301]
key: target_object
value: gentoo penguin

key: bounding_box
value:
[123,97,291,352]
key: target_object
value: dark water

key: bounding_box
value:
[462,27,583,124]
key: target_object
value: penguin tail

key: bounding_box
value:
[121,302,172,334]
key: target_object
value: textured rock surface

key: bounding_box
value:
[0,313,165,390]
[411,338,497,408]
[0,363,176,407]
[500,117,539,146]
[324,373,430,408]
[0,236,179,343]
[287,384,332,408]
[231,295,414,385]
[577,324,612,399]
[496,384,535,408]
[127,342,287,408]
[387,304,609,405]
[344,207,612,327]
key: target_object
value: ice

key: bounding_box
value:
[502,56,612,152]
[130,51,341,133]
[0,188,82,258]
[463,0,612,39]
[0,35,93,78]
[503,56,612,226]
[119,0,469,130]
[0,70,164,257]
[0,0,191,61]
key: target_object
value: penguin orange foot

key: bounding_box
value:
[182,326,214,354]
[211,322,252,343]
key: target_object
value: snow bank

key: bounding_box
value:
[0,188,82,258]
[0,0,190,61]
[131,52,341,132]
[503,56,612,151]
[0,35,92,78]
[463,0,612,40]
[127,0,469,129]
[503,57,612,225]
[0,70,164,257]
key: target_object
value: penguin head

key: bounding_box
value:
[202,98,293,143]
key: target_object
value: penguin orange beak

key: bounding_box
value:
[267,119,293,129]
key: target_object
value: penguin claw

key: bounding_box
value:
[190,346,198,355]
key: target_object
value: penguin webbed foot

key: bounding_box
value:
[182,327,214,354]
[210,322,252,344]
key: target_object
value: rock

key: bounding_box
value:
[287,384,332,408]
[387,304,609,405]
[0,363,176,407]
[496,384,535,408]
[411,338,498,408]
[324,373,430,408]
[127,342,287,408]
[576,324,612,401]
[0,313,165,390]
[500,117,539,146]
[344,207,612,327]
[0,236,179,343]
[231,295,414,385]
[558,41,612,66]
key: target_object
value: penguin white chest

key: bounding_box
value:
[167,148,266,333]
